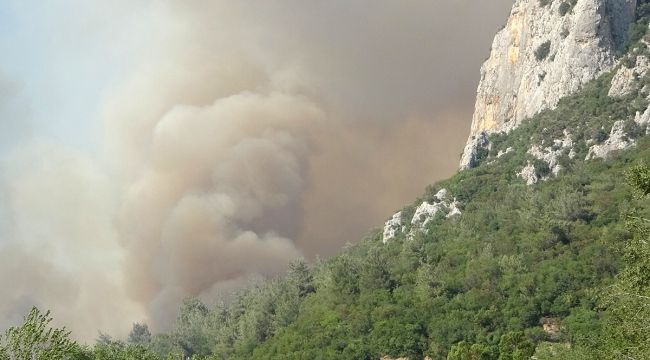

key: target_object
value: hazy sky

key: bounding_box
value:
[0,0,514,340]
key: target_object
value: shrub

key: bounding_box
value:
[622,55,637,69]
[593,128,609,144]
[533,159,551,178]
[535,41,552,61]
[498,332,536,360]
[625,19,650,52]
[624,120,643,139]
[559,2,571,16]
[0,307,82,360]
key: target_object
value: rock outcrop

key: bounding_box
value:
[382,212,403,244]
[635,106,650,134]
[530,129,576,173]
[586,120,636,159]
[382,189,461,243]
[460,0,637,169]
[609,55,650,97]
[607,49,650,135]
[518,162,539,185]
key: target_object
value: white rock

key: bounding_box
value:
[409,190,463,235]
[434,188,449,201]
[382,211,402,243]
[446,199,463,218]
[460,0,636,169]
[497,147,514,158]
[518,162,539,185]
[411,202,444,228]
[558,129,574,149]
[460,131,490,169]
[569,148,577,159]
[609,55,650,97]
[526,129,574,178]
[635,107,650,134]
[586,120,635,160]
[635,109,650,126]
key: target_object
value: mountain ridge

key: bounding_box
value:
[4,1,650,359]
[97,1,650,358]
[142,4,650,357]
[460,0,637,169]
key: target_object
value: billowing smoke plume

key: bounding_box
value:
[113,92,323,327]
[0,0,514,337]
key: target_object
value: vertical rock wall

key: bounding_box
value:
[460,0,637,169]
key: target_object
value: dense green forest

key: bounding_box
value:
[4,5,650,360]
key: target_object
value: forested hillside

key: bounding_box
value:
[3,2,650,360]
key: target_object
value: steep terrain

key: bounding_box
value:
[118,2,650,359]
[153,66,650,359]
[6,1,650,359]
[460,0,637,169]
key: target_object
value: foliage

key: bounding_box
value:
[625,19,649,52]
[127,323,152,346]
[627,164,650,196]
[0,307,80,360]
[591,164,650,359]
[447,341,496,360]
[535,41,551,61]
[5,4,650,360]
[92,340,160,360]
[497,332,535,360]
[0,307,167,360]
[137,116,650,359]
[558,2,572,16]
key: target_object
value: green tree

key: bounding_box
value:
[447,341,496,360]
[127,323,152,345]
[174,298,211,358]
[0,307,81,360]
[272,259,315,330]
[92,340,160,360]
[597,164,650,358]
[287,259,315,298]
[497,332,535,360]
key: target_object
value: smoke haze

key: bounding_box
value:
[0,0,514,338]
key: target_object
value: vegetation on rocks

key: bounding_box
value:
[4,3,650,360]
[8,57,650,360]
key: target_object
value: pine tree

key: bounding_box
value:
[598,164,650,358]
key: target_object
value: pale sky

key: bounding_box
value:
[0,0,154,152]
[0,0,515,339]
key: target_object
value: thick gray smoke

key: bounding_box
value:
[113,92,321,327]
[0,0,514,337]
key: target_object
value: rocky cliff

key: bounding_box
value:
[460,0,637,169]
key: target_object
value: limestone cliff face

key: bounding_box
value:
[460,0,637,169]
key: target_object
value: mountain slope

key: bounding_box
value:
[73,2,650,360]
[239,92,650,360]
[460,0,637,169]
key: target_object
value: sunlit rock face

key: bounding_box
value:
[461,0,637,169]
[635,106,650,134]
[531,129,576,174]
[382,189,461,243]
[382,212,403,244]
[609,51,650,135]
[586,120,636,159]
[518,162,539,185]
[609,55,650,97]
